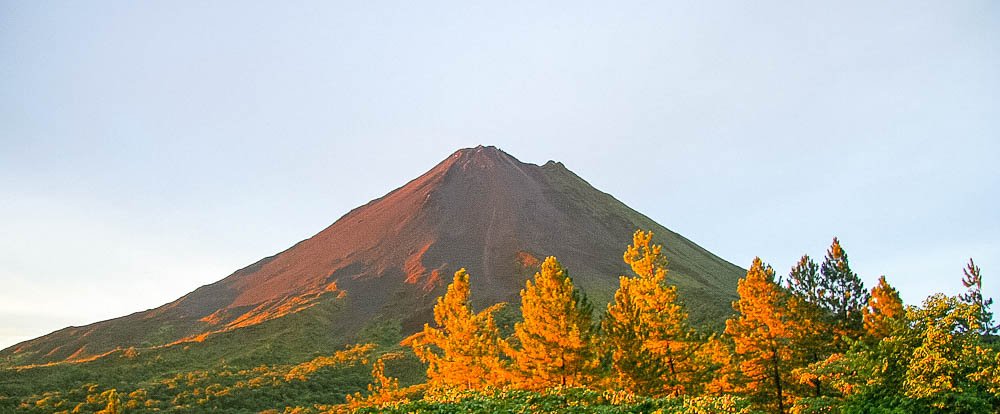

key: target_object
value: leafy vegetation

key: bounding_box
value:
[3,231,998,413]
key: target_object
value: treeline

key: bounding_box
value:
[7,231,998,413]
[351,230,1000,413]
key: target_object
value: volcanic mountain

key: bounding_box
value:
[2,146,743,368]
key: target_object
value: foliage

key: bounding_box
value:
[818,238,869,344]
[726,258,808,413]
[5,231,1000,414]
[511,256,597,389]
[345,357,409,409]
[409,268,508,391]
[3,343,412,414]
[784,255,834,399]
[602,230,697,396]
[795,294,1000,413]
[786,255,822,306]
[960,258,997,336]
[351,387,759,414]
[863,276,905,341]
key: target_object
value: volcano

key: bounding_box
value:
[2,146,743,368]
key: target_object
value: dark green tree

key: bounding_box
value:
[819,238,868,342]
[786,255,822,306]
[786,255,832,397]
[959,258,997,336]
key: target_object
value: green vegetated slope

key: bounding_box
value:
[1,146,747,412]
[539,159,741,326]
[0,297,424,413]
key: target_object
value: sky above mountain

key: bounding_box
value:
[2,1,998,349]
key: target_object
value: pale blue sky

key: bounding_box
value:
[2,1,998,349]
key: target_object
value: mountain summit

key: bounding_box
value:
[2,146,743,367]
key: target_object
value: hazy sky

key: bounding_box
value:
[2,1,998,349]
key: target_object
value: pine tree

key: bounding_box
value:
[785,254,835,397]
[863,275,905,340]
[697,333,740,395]
[410,268,507,390]
[819,238,868,342]
[786,255,822,306]
[726,258,802,414]
[603,230,693,396]
[512,256,596,389]
[959,258,997,335]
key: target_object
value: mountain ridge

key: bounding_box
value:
[2,145,744,368]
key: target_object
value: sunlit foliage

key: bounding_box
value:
[409,269,508,391]
[863,275,905,341]
[603,230,697,396]
[5,231,1000,414]
[345,357,409,410]
[511,256,597,389]
[726,258,811,413]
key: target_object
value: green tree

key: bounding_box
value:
[799,293,1000,413]
[819,238,868,343]
[959,258,996,336]
[784,255,833,398]
[903,294,997,412]
[786,255,821,306]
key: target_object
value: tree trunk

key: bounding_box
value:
[772,346,784,414]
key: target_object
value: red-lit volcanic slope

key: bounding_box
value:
[2,146,743,367]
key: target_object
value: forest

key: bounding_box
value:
[2,231,997,413]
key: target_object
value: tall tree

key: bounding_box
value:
[959,258,997,336]
[726,258,804,414]
[819,238,868,341]
[410,269,508,391]
[603,230,693,396]
[785,255,832,398]
[863,275,905,341]
[512,256,596,389]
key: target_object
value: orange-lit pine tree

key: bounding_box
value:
[725,257,803,414]
[695,333,740,395]
[410,268,508,391]
[863,275,905,341]
[511,256,596,389]
[603,230,693,396]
